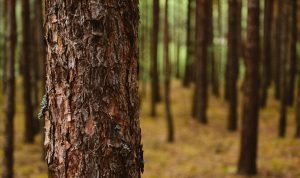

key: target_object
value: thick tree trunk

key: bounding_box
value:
[3,0,16,177]
[44,1,143,177]
[238,0,260,175]
[260,0,273,108]
[227,0,240,131]
[164,0,174,143]
[287,0,297,106]
[150,0,161,117]
[193,0,208,124]
[21,0,36,143]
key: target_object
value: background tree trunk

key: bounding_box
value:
[21,0,36,143]
[3,0,16,177]
[238,0,260,175]
[193,0,208,123]
[44,1,143,177]
[227,0,240,131]
[150,0,161,117]
[260,0,273,108]
[164,0,174,143]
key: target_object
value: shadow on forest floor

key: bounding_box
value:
[0,80,300,178]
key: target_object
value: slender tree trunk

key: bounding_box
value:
[260,0,273,108]
[183,0,193,87]
[176,38,181,79]
[150,0,161,117]
[21,0,36,143]
[207,0,219,97]
[227,0,240,131]
[274,0,282,100]
[164,0,174,143]
[193,0,208,124]
[278,1,289,138]
[238,0,260,175]
[295,73,300,138]
[44,1,143,177]
[3,0,16,177]
[1,0,7,92]
[287,0,297,106]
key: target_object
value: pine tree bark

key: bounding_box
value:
[150,0,161,117]
[227,0,240,131]
[21,0,36,143]
[44,1,143,177]
[260,0,273,108]
[164,0,174,143]
[3,0,16,177]
[238,0,260,175]
[193,0,208,123]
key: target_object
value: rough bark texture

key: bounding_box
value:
[44,1,143,177]
[150,0,161,117]
[260,0,273,108]
[163,0,174,143]
[227,0,240,131]
[3,0,16,177]
[193,0,208,123]
[21,0,36,143]
[238,0,260,175]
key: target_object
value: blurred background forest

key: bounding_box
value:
[1,0,300,177]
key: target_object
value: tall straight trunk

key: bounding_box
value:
[227,0,240,131]
[1,0,7,92]
[278,1,289,138]
[176,38,181,79]
[225,0,242,101]
[193,0,208,123]
[273,0,282,100]
[150,0,161,117]
[296,74,300,138]
[3,0,16,177]
[183,0,193,87]
[287,0,297,106]
[21,0,36,143]
[238,0,260,175]
[44,1,143,177]
[164,0,174,143]
[207,0,219,97]
[260,0,274,108]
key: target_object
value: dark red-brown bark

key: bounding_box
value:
[193,0,208,123]
[238,0,260,175]
[227,0,241,131]
[3,0,16,177]
[44,1,143,177]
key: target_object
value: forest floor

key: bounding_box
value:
[0,80,300,178]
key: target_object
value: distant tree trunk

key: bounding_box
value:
[227,0,240,131]
[260,0,273,108]
[193,0,208,123]
[295,75,300,138]
[207,0,219,97]
[21,0,36,143]
[287,0,297,106]
[183,0,193,87]
[150,0,161,117]
[238,0,260,175]
[273,0,282,100]
[175,38,181,79]
[44,1,143,177]
[1,0,7,92]
[3,0,16,177]
[164,0,174,143]
[278,1,289,138]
